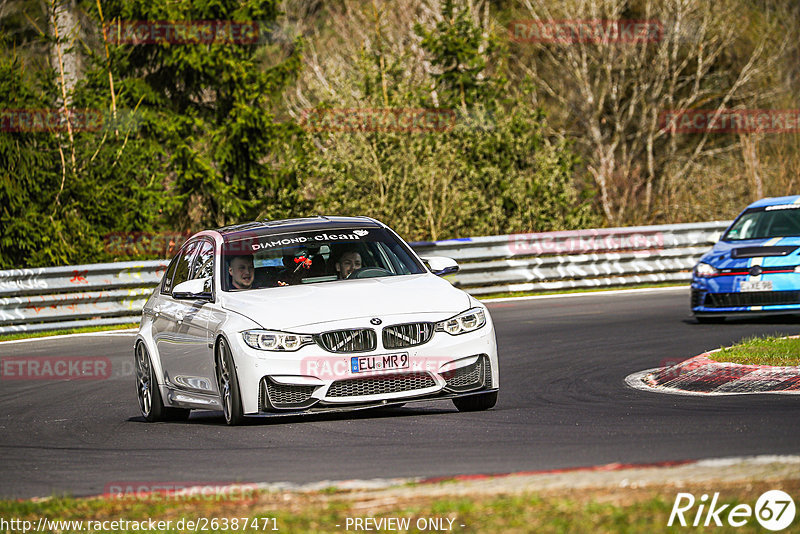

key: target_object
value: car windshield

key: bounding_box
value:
[724,206,800,241]
[220,226,425,291]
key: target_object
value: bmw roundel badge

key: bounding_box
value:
[370,318,382,325]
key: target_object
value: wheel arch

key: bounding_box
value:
[134,333,166,388]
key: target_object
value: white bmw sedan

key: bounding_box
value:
[135,216,499,425]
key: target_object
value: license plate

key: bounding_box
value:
[740,280,773,292]
[351,353,409,373]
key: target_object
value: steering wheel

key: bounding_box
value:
[348,267,393,279]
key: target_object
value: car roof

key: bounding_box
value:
[215,216,384,237]
[745,195,800,209]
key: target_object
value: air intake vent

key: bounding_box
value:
[327,372,436,397]
[444,355,490,392]
[260,378,318,410]
[705,291,800,308]
[731,246,797,258]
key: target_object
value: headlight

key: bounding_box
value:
[242,330,314,351]
[435,308,487,335]
[694,263,718,277]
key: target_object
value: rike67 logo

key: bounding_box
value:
[669,490,796,531]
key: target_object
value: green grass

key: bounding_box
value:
[715,334,800,366]
[0,479,796,533]
[0,323,139,342]
[476,282,683,300]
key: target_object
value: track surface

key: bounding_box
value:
[2,288,800,499]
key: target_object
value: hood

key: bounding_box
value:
[220,274,471,330]
[701,237,800,268]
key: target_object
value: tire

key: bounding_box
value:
[453,391,497,412]
[696,316,725,324]
[135,342,191,422]
[216,338,246,426]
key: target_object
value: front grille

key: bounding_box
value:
[316,329,376,353]
[382,322,434,349]
[444,355,490,392]
[705,291,800,308]
[326,372,436,398]
[260,378,318,410]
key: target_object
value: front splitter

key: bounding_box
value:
[245,388,498,418]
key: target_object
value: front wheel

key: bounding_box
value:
[453,391,497,412]
[135,343,190,422]
[216,338,246,425]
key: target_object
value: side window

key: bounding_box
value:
[191,240,215,281]
[161,255,181,294]
[166,240,200,293]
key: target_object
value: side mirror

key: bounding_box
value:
[172,277,212,300]
[422,256,459,276]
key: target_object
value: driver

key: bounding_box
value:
[335,250,362,279]
[228,255,254,290]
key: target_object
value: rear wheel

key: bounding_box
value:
[453,391,497,412]
[216,338,246,425]
[135,343,190,422]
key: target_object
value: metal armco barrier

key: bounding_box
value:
[0,261,168,334]
[413,221,730,296]
[0,221,730,334]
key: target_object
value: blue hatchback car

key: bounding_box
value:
[692,195,800,322]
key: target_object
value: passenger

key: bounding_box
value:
[227,255,254,290]
[335,250,362,279]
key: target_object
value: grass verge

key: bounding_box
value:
[714,334,800,366]
[0,478,796,533]
[0,323,139,342]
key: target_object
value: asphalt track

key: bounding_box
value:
[2,287,800,499]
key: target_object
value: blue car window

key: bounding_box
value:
[725,207,800,240]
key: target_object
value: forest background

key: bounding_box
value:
[1,0,798,268]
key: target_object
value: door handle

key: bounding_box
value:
[152,305,161,317]
[175,311,184,324]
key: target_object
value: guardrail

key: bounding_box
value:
[0,221,730,334]
[413,221,729,295]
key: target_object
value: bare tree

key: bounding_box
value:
[48,0,81,104]
[515,0,790,224]
[284,0,499,114]
[46,0,82,207]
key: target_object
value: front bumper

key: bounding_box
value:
[227,317,499,415]
[692,273,800,316]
